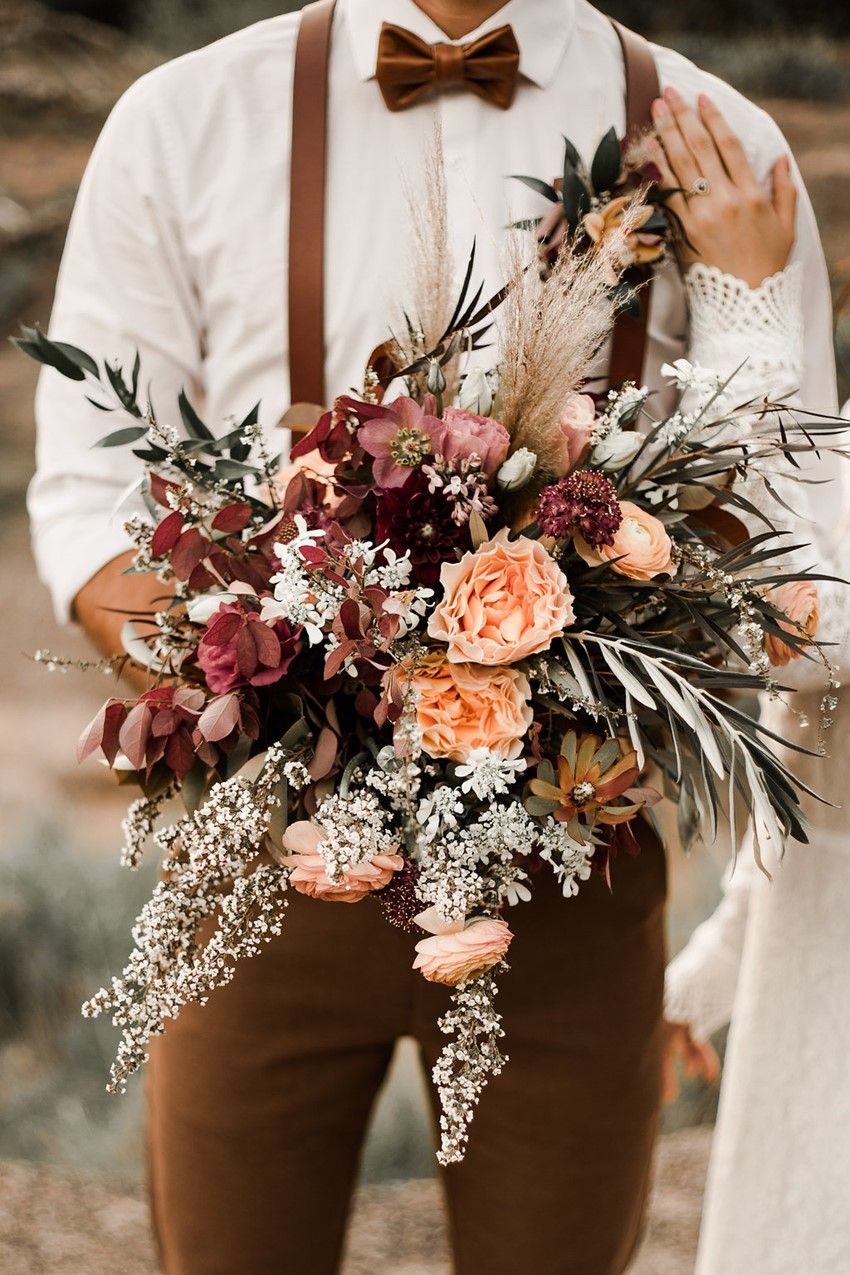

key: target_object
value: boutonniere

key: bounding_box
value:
[512,127,677,315]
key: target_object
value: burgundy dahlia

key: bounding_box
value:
[374,471,467,587]
[536,470,622,547]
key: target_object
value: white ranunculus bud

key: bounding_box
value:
[458,367,493,416]
[496,447,537,491]
[187,592,237,624]
[591,431,643,470]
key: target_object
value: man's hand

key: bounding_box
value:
[74,550,169,691]
[662,1019,721,1102]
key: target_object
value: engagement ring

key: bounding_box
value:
[689,176,711,196]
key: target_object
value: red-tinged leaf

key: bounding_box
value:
[145,734,166,767]
[188,563,217,592]
[236,625,258,678]
[100,701,127,765]
[191,731,219,767]
[197,692,241,742]
[151,510,185,558]
[149,472,182,508]
[204,610,243,646]
[323,640,355,680]
[228,556,272,592]
[325,699,342,736]
[308,726,338,780]
[282,473,311,514]
[151,708,179,737]
[241,703,261,740]
[165,726,197,776]
[119,702,152,769]
[171,528,209,581]
[249,620,281,668]
[299,544,328,567]
[172,687,206,715]
[212,502,253,533]
[139,687,174,706]
[338,598,368,640]
[355,688,378,718]
[77,703,107,764]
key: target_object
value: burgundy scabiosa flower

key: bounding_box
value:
[374,471,466,587]
[536,470,622,547]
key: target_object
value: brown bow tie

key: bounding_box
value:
[375,21,520,112]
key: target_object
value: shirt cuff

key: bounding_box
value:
[30,515,137,626]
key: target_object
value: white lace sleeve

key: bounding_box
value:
[685,262,804,403]
[665,263,849,1033]
[664,843,758,1041]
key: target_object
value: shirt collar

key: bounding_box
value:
[341,0,576,91]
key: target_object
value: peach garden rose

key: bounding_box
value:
[763,580,820,666]
[281,820,403,903]
[410,654,533,762]
[574,500,675,581]
[428,529,575,665]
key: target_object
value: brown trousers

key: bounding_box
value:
[147,836,666,1275]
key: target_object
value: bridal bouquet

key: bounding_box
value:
[19,181,844,1163]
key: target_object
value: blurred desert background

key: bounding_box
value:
[1,2,848,1271]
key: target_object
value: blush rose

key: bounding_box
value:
[434,407,510,478]
[555,393,597,475]
[410,655,533,762]
[574,501,675,581]
[281,821,404,903]
[428,529,575,665]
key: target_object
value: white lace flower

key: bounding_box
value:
[454,749,526,800]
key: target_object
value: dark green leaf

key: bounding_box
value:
[590,127,622,193]
[95,425,149,448]
[178,388,215,441]
[509,174,560,202]
[561,135,582,169]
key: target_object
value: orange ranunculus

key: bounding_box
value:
[410,654,533,762]
[413,917,513,986]
[574,500,675,581]
[428,529,575,665]
[281,820,403,903]
[764,580,820,666]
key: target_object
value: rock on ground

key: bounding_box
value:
[0,1127,710,1274]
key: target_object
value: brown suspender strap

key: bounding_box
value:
[608,20,661,392]
[287,6,659,408]
[288,0,336,410]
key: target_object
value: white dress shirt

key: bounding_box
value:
[29,0,837,622]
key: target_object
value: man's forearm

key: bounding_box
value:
[74,550,168,678]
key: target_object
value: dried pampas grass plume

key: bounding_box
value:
[497,200,648,478]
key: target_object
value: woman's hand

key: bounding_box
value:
[662,1019,721,1102]
[651,87,797,289]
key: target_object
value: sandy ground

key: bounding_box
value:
[0,1126,711,1274]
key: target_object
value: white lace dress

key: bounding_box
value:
[663,263,850,1275]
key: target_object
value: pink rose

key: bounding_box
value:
[281,820,404,903]
[410,655,533,762]
[574,501,675,581]
[413,916,513,986]
[428,528,575,665]
[197,602,301,695]
[555,393,597,475]
[433,408,510,478]
[764,580,820,666]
